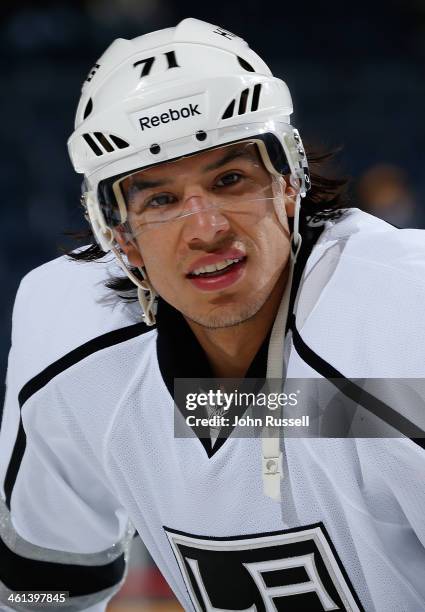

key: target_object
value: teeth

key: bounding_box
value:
[192,258,241,276]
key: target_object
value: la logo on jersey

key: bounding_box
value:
[165,523,363,611]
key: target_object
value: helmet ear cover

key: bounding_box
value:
[96,133,295,228]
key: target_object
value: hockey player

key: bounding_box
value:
[1,17,425,612]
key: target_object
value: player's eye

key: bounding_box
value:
[215,172,243,188]
[144,193,177,209]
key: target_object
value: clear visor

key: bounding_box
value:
[111,141,285,242]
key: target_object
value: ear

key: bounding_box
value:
[283,177,298,218]
[114,226,144,268]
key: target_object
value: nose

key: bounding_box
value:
[181,194,231,244]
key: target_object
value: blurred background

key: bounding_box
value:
[1,0,424,609]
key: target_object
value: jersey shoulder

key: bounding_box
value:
[298,209,425,376]
[10,250,143,387]
[317,208,425,284]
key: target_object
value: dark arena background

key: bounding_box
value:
[1,0,424,610]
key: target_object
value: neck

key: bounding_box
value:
[186,269,289,378]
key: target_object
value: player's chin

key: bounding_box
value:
[188,296,265,329]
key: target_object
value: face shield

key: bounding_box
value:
[106,140,286,243]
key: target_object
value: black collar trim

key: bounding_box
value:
[155,298,271,457]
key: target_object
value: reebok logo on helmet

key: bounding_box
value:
[139,103,201,130]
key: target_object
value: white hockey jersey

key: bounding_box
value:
[1,209,425,612]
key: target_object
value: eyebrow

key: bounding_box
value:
[126,177,167,192]
[202,145,257,172]
[125,145,257,194]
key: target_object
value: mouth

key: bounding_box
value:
[186,255,248,292]
[187,256,246,278]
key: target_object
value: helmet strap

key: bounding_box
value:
[272,176,303,263]
[110,244,157,326]
[291,192,303,263]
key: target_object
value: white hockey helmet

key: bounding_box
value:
[68,17,310,324]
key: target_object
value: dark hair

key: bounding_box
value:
[66,145,352,299]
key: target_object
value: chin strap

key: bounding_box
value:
[261,189,302,501]
[136,285,157,327]
[292,193,303,260]
[110,244,157,326]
